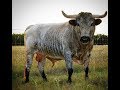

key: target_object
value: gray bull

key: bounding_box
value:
[24,11,107,83]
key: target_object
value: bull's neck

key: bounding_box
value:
[68,24,81,48]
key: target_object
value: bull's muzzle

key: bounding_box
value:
[80,36,90,44]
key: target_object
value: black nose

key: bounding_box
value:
[80,36,90,43]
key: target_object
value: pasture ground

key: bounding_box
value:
[12,45,108,90]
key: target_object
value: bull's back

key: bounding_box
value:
[25,23,69,57]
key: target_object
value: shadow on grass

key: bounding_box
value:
[46,65,84,75]
[46,67,67,75]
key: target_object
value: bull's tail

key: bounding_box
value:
[25,25,34,31]
[23,25,34,82]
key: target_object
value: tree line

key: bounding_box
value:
[12,34,108,46]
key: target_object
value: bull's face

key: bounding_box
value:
[62,11,107,44]
[75,13,102,44]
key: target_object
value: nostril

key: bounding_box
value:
[80,36,90,43]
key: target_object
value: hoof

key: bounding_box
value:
[22,79,29,84]
[24,79,29,83]
[67,80,72,84]
[43,78,48,82]
[85,76,89,80]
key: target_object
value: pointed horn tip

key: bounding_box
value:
[61,11,65,14]
[104,11,107,16]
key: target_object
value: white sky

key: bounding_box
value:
[12,0,108,35]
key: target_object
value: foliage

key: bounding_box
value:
[94,34,108,45]
[12,34,24,45]
[12,33,108,45]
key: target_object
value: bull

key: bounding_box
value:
[24,11,107,83]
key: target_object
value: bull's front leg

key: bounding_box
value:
[84,65,89,80]
[84,53,91,80]
[64,51,73,83]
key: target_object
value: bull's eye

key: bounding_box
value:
[90,21,95,26]
[91,22,95,26]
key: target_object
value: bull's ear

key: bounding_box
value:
[69,20,78,26]
[95,19,102,25]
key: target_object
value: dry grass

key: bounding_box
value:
[12,45,108,90]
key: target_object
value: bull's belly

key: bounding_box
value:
[36,44,63,59]
[73,57,84,65]
[38,42,63,57]
[35,51,84,68]
[46,55,64,61]
[37,48,85,64]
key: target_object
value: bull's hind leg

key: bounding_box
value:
[24,50,34,83]
[37,55,47,81]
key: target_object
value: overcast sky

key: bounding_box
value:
[12,0,108,35]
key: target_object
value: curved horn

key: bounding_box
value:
[93,11,107,18]
[62,11,78,18]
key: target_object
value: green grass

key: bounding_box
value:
[12,45,108,90]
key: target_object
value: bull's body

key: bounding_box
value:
[25,23,75,59]
[24,11,107,83]
[25,22,92,63]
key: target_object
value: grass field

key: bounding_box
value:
[12,45,108,90]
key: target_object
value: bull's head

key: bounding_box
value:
[62,11,107,44]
